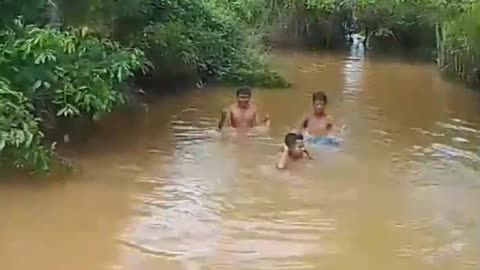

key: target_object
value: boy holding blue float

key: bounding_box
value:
[276,91,343,169]
[297,91,342,145]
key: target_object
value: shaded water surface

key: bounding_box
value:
[2,48,480,270]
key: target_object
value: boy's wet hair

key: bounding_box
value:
[285,132,304,147]
[312,91,327,104]
[236,86,252,97]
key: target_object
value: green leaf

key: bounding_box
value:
[32,80,42,90]
[116,68,123,82]
[25,132,33,147]
[15,130,25,144]
[74,92,82,102]
[56,107,68,116]
[0,139,5,151]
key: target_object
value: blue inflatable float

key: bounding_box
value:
[304,135,341,147]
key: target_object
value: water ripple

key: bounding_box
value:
[436,122,479,134]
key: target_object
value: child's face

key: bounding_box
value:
[237,94,251,108]
[289,139,305,156]
[313,100,326,114]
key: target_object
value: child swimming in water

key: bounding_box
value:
[277,133,312,170]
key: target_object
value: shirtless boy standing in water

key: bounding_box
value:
[218,86,269,130]
[298,91,334,136]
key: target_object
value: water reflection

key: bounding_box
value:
[343,40,365,95]
[118,47,480,270]
[119,113,233,269]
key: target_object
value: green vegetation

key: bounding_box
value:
[2,0,480,172]
[121,0,288,87]
[232,0,480,86]
[435,1,480,87]
[352,0,480,87]
[53,0,288,87]
[0,19,147,171]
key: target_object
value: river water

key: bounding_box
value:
[1,47,480,270]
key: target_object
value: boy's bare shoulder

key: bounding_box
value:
[249,102,259,110]
[301,113,312,123]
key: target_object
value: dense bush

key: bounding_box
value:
[115,0,289,87]
[0,19,147,171]
[436,1,480,86]
[0,78,49,171]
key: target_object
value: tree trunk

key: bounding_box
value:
[436,23,447,69]
[46,0,61,25]
[363,27,369,48]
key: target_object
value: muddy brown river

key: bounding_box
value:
[1,47,480,270]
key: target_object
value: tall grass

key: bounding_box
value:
[437,3,480,87]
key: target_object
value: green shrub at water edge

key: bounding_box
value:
[117,0,289,88]
[0,19,148,172]
[0,78,51,171]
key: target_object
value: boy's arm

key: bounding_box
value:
[255,112,270,127]
[326,115,334,131]
[218,108,228,130]
[327,115,341,135]
[253,105,269,127]
[253,110,259,127]
[296,114,309,133]
[303,149,314,160]
[276,147,290,170]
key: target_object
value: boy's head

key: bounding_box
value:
[284,132,305,156]
[312,91,327,115]
[236,86,252,108]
